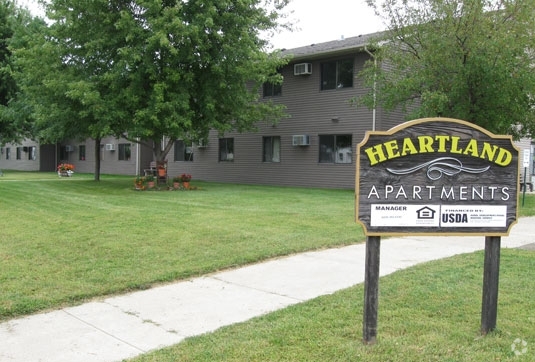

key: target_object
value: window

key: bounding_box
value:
[79,145,86,161]
[174,140,194,161]
[263,81,282,97]
[28,146,36,160]
[16,147,22,160]
[118,143,131,161]
[219,138,234,162]
[319,135,352,163]
[532,143,535,176]
[59,146,69,161]
[5,148,10,160]
[263,136,281,162]
[320,59,354,90]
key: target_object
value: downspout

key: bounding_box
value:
[136,137,140,176]
[364,46,377,131]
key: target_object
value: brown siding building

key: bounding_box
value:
[1,32,532,189]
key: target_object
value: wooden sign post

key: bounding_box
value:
[355,118,519,343]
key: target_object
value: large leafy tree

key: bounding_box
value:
[23,1,138,180]
[22,0,288,178]
[0,1,15,116]
[0,1,41,144]
[110,0,289,161]
[360,0,535,138]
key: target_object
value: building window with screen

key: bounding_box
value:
[219,138,234,162]
[319,135,352,163]
[59,146,69,161]
[263,136,281,162]
[118,143,131,161]
[28,146,36,160]
[320,59,354,90]
[263,81,282,97]
[79,145,86,161]
[174,140,194,161]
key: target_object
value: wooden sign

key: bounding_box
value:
[356,118,519,236]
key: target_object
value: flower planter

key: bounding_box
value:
[147,181,155,189]
[57,163,75,176]
[158,168,166,177]
[182,181,190,189]
[173,182,180,189]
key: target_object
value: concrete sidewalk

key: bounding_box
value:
[1,217,534,362]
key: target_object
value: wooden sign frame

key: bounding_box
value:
[356,118,520,344]
[356,118,519,236]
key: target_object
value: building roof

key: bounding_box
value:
[279,31,386,62]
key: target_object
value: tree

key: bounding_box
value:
[107,0,289,162]
[0,1,41,144]
[22,0,288,178]
[17,1,141,180]
[360,0,535,139]
[0,1,15,111]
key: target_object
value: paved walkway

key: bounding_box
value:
[1,217,534,362]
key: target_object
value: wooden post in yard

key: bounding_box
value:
[481,236,501,335]
[363,235,381,344]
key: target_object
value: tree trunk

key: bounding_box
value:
[94,137,101,181]
[152,137,176,163]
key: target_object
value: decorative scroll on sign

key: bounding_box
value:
[356,118,519,236]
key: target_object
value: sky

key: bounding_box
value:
[16,0,385,50]
[270,0,384,49]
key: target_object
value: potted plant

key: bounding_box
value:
[180,173,192,189]
[134,176,145,190]
[172,176,181,189]
[157,165,166,177]
[144,174,155,188]
[57,163,75,177]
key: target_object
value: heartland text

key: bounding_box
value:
[364,135,512,166]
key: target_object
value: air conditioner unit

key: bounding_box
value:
[292,135,310,146]
[196,139,208,148]
[294,63,312,75]
[65,145,74,152]
[105,143,115,151]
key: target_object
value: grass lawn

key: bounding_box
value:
[0,171,363,320]
[131,249,535,361]
[2,171,534,361]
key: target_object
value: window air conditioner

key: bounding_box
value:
[294,63,312,75]
[105,143,115,151]
[292,135,310,146]
[65,145,74,152]
[196,139,207,148]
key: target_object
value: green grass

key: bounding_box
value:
[519,190,535,216]
[131,249,535,362]
[0,171,363,320]
[2,170,534,360]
